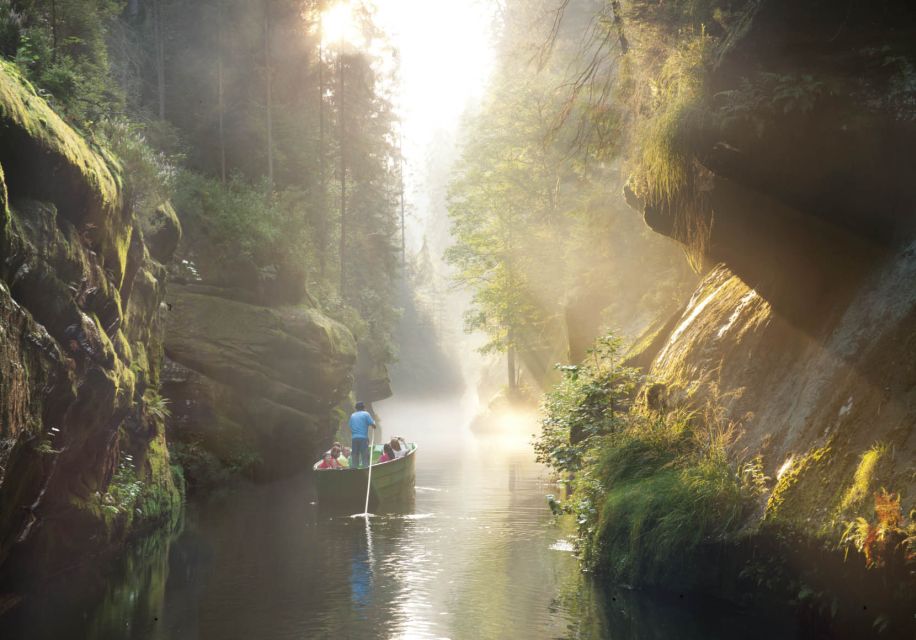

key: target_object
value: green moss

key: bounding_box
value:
[90,312,118,362]
[112,223,133,289]
[0,162,8,227]
[0,59,132,281]
[136,427,183,524]
[112,329,132,362]
[558,402,761,587]
[632,33,712,207]
[0,59,122,214]
[304,305,358,360]
[130,341,150,386]
[836,443,888,517]
[107,356,136,404]
[765,443,834,523]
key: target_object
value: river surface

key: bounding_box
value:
[1,395,798,639]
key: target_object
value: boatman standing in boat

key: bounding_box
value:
[348,401,376,468]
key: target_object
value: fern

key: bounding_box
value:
[144,390,171,421]
[840,489,914,569]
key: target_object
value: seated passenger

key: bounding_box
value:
[338,446,351,468]
[377,443,395,463]
[317,452,340,469]
[390,437,407,459]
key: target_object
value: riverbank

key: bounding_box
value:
[0,397,812,639]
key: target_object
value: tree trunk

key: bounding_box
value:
[317,0,327,278]
[264,0,274,187]
[338,51,347,297]
[507,343,518,396]
[399,130,406,268]
[217,0,226,184]
[50,0,58,62]
[153,0,166,119]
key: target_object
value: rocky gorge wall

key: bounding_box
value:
[0,60,181,589]
[0,53,365,595]
[161,283,356,487]
[626,1,916,543]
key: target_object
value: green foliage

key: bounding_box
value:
[536,333,766,583]
[105,454,143,516]
[445,77,554,363]
[836,442,888,517]
[534,335,641,472]
[7,0,124,127]
[631,30,713,208]
[576,411,766,582]
[0,56,121,213]
[0,3,23,58]
[716,72,832,137]
[840,489,916,570]
[144,389,171,421]
[95,117,181,217]
[4,1,403,367]
[447,2,696,389]
[173,171,314,294]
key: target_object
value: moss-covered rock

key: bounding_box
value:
[141,202,181,264]
[162,284,356,484]
[0,61,182,588]
[618,6,916,575]
[0,59,127,281]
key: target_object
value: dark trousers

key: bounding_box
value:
[351,438,369,468]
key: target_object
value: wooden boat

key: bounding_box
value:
[312,443,417,511]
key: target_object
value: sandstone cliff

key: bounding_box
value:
[0,61,181,585]
[162,284,356,486]
[625,0,916,541]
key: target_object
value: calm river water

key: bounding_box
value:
[1,395,798,639]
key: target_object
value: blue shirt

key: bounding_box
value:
[348,410,375,440]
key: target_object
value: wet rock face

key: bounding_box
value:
[627,3,916,530]
[0,62,181,584]
[162,284,356,485]
[646,257,916,531]
[625,1,916,326]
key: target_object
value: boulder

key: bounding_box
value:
[141,202,181,264]
[162,285,356,482]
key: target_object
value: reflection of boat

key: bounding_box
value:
[313,443,417,511]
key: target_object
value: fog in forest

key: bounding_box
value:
[0,1,913,638]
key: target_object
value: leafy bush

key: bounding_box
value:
[9,0,123,127]
[573,409,766,584]
[534,335,641,473]
[716,72,832,137]
[172,171,315,299]
[0,2,23,57]
[96,118,180,212]
[841,489,916,570]
[536,332,767,585]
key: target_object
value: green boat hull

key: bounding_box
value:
[313,444,417,512]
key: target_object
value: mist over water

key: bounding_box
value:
[0,381,801,639]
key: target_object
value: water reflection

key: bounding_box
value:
[0,397,798,639]
[350,520,373,612]
[0,513,182,639]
